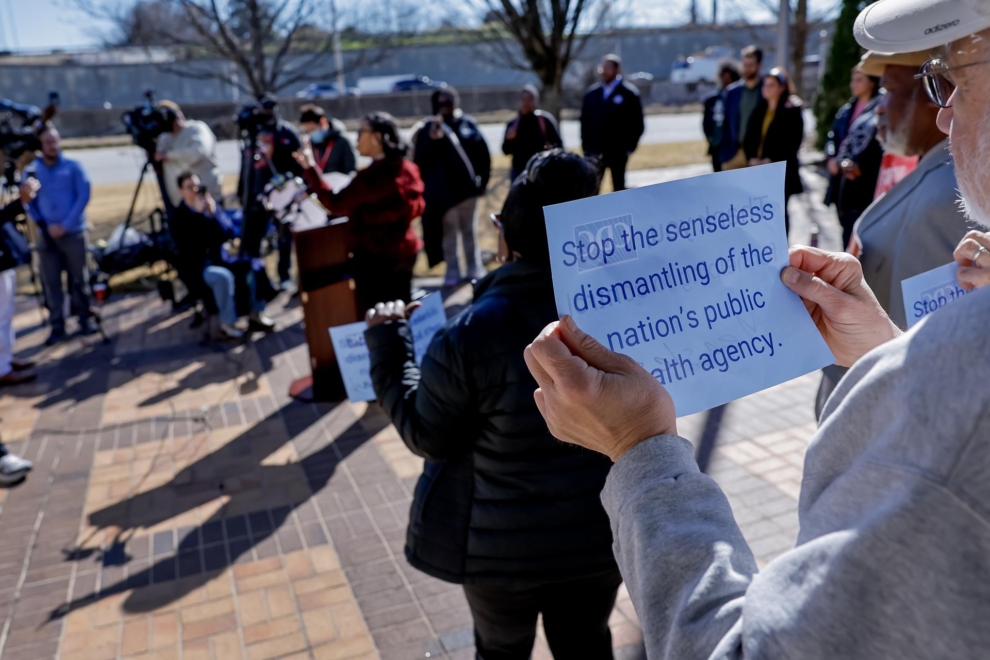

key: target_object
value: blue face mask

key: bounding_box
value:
[309,128,328,143]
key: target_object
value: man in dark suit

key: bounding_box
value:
[580,54,645,191]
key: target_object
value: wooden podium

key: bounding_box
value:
[289,217,359,402]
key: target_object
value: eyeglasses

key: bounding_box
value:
[915,57,990,108]
[490,212,503,232]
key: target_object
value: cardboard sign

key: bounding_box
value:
[543,162,834,417]
[900,262,971,328]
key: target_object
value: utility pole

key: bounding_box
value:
[712,0,717,25]
[776,0,790,69]
[331,0,345,93]
[690,0,698,25]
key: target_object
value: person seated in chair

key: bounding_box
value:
[170,171,274,339]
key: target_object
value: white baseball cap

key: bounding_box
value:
[855,0,990,53]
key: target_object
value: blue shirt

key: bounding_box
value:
[28,155,91,235]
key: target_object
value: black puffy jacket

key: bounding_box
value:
[365,261,617,585]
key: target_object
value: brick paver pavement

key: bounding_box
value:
[0,164,839,660]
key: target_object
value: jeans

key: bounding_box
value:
[203,265,237,325]
[463,571,622,660]
[442,197,482,282]
[0,269,15,376]
[38,231,92,331]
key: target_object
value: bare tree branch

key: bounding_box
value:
[75,0,415,98]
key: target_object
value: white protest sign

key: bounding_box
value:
[328,295,448,402]
[543,162,834,417]
[329,321,376,402]
[900,262,971,328]
[409,293,447,366]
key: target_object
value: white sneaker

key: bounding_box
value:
[220,324,244,339]
[0,453,33,484]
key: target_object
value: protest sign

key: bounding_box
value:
[328,293,448,402]
[900,262,971,328]
[409,293,447,366]
[543,162,834,417]
[329,321,376,402]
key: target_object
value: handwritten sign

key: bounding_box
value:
[543,162,834,417]
[900,262,971,328]
[409,293,447,366]
[328,293,448,402]
[329,321,376,402]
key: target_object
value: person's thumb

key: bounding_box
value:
[558,315,631,373]
[781,266,847,313]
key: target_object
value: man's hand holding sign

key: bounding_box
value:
[526,164,900,460]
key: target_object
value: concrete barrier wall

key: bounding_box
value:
[52,86,535,139]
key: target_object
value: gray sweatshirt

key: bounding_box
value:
[602,284,990,659]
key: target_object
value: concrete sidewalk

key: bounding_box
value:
[0,166,842,659]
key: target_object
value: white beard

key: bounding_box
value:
[952,104,990,229]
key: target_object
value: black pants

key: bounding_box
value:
[352,255,414,315]
[463,571,622,660]
[601,152,629,192]
[711,154,722,172]
[241,206,270,259]
[277,222,293,283]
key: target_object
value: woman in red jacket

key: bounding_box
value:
[293,112,425,311]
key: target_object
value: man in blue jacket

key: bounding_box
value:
[718,45,766,170]
[28,124,96,344]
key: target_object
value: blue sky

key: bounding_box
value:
[9,0,114,50]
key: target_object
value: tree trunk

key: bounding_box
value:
[542,84,564,125]
[790,0,809,99]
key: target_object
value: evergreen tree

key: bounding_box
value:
[814,0,875,148]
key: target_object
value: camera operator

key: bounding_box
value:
[238,94,303,292]
[172,171,274,339]
[0,179,40,387]
[298,104,355,176]
[155,100,223,208]
[27,124,96,345]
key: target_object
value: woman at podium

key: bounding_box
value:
[294,112,425,311]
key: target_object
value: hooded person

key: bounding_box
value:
[411,86,491,286]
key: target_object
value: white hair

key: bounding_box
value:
[954,101,990,229]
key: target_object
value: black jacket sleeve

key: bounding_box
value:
[463,119,492,192]
[502,118,518,156]
[366,321,477,460]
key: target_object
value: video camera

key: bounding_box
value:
[234,95,278,139]
[121,89,176,154]
[0,92,57,183]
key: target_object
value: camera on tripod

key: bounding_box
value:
[121,89,176,155]
[234,98,279,139]
[0,93,57,183]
